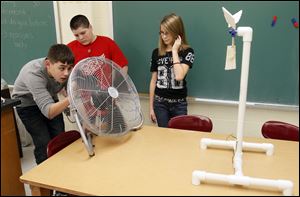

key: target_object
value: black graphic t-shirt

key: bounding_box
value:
[150,48,194,99]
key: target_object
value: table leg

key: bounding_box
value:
[30,185,51,196]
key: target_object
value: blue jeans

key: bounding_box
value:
[16,105,64,164]
[154,96,187,128]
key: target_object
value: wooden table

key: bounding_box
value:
[20,125,299,196]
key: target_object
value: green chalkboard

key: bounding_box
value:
[113,1,299,105]
[1,1,56,85]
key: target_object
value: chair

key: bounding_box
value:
[261,121,299,142]
[47,130,81,196]
[168,115,213,132]
[47,130,81,158]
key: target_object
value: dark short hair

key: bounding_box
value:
[70,14,90,30]
[47,44,74,65]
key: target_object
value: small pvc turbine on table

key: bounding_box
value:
[192,7,294,196]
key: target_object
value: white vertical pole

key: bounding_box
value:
[52,1,62,44]
[234,27,253,176]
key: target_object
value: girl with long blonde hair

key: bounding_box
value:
[149,13,195,127]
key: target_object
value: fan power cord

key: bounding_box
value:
[64,107,76,123]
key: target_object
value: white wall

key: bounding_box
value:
[54,1,113,44]
[55,1,299,139]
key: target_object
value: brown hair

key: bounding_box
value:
[47,44,74,65]
[158,13,190,56]
[70,14,90,30]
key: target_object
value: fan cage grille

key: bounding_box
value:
[68,57,143,136]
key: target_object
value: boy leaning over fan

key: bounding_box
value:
[12,44,74,165]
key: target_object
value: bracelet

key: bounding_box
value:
[173,62,181,65]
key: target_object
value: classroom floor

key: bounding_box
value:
[21,143,36,196]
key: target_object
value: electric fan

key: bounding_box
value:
[67,56,143,156]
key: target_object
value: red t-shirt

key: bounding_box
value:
[67,36,128,67]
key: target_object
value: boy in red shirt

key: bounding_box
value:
[67,14,128,73]
[67,15,128,135]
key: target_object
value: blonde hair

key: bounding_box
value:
[158,13,190,56]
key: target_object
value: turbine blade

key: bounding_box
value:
[233,10,243,24]
[222,7,235,28]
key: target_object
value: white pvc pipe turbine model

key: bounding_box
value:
[192,7,294,196]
